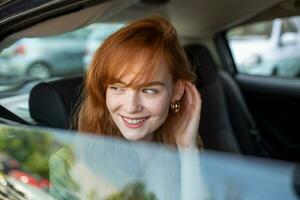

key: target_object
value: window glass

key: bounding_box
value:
[227,16,300,78]
[281,19,298,34]
[0,125,297,200]
[227,20,273,39]
[0,23,123,84]
[0,22,123,121]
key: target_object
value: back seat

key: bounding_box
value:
[29,76,83,129]
[185,44,274,156]
[185,44,240,153]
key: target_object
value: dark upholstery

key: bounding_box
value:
[185,44,241,153]
[218,71,274,156]
[218,71,258,154]
[185,44,273,156]
[29,76,83,129]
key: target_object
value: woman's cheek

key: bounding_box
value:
[145,95,171,116]
[106,92,121,111]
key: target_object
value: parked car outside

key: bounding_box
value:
[228,16,300,77]
[0,29,91,79]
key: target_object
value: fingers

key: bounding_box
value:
[184,82,193,108]
[184,81,202,113]
[186,81,201,102]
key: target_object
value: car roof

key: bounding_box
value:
[1,0,297,50]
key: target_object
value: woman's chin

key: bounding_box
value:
[121,132,142,141]
[121,131,152,142]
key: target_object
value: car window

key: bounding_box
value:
[0,22,123,89]
[227,16,300,78]
[0,125,298,200]
[0,22,123,122]
[227,20,273,39]
[281,18,298,34]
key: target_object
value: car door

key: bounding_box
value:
[275,17,300,77]
[219,15,300,162]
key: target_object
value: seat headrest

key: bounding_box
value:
[184,44,218,87]
[29,76,83,129]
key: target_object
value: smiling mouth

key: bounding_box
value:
[120,115,150,128]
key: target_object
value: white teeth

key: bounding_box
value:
[123,117,147,124]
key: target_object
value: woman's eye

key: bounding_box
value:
[142,88,159,95]
[109,86,125,93]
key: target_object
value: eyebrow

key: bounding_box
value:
[113,80,165,87]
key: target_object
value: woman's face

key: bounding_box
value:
[106,61,181,141]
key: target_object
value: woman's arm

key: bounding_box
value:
[179,147,211,200]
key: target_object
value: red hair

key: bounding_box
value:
[75,17,202,148]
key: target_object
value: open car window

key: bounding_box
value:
[0,22,123,93]
[0,124,298,200]
[0,22,123,123]
[227,16,300,78]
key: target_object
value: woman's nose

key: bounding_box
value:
[124,91,142,113]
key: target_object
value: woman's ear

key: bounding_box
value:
[172,80,185,101]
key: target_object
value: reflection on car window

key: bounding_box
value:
[0,125,298,200]
[227,16,300,78]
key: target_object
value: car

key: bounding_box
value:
[228,16,300,77]
[0,29,91,79]
[0,0,300,199]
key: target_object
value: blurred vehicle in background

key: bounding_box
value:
[8,170,50,190]
[83,23,123,71]
[0,30,91,79]
[228,16,300,77]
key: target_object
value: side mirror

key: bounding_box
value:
[280,32,298,46]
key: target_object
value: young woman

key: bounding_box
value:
[50,17,209,200]
[76,16,203,149]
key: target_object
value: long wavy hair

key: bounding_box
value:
[75,16,202,148]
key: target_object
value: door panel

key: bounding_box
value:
[235,74,300,162]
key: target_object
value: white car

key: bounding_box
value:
[229,16,300,77]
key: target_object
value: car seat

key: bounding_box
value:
[185,44,274,157]
[185,44,240,153]
[29,76,83,129]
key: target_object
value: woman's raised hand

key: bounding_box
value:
[173,81,202,149]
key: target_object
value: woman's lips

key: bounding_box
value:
[120,115,150,129]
